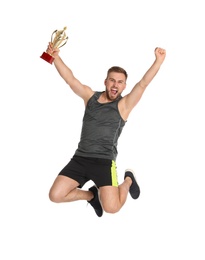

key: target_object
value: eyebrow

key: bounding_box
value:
[108,77,125,83]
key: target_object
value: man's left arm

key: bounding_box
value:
[122,47,166,117]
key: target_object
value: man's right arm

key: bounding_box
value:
[46,43,94,104]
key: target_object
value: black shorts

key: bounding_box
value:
[58,155,118,188]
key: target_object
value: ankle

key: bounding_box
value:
[87,192,93,202]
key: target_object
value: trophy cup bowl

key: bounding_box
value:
[40,27,68,64]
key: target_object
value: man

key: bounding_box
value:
[46,42,166,217]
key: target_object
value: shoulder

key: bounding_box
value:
[83,86,95,104]
[85,90,103,106]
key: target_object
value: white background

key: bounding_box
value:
[1,0,205,259]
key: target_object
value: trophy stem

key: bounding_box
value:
[40,52,54,64]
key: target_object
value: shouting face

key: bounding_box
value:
[104,72,126,101]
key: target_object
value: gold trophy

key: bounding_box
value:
[40,27,68,64]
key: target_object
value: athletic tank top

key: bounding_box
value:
[74,91,126,160]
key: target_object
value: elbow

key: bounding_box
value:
[139,81,148,90]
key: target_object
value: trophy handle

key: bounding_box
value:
[58,37,68,48]
[51,30,57,43]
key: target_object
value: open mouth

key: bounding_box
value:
[111,88,118,95]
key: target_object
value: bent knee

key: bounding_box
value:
[102,203,120,214]
[49,189,63,203]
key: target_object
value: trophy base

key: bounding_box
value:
[40,52,54,64]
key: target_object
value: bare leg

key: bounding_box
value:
[99,176,132,214]
[49,175,93,203]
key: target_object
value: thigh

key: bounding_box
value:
[99,186,120,212]
[59,155,89,188]
[50,175,79,198]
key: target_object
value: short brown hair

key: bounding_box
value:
[106,66,128,80]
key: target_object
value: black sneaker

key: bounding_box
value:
[88,185,103,217]
[124,169,140,199]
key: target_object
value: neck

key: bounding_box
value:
[98,92,113,103]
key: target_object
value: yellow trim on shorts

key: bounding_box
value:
[111,160,118,187]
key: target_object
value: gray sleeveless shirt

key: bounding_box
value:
[74,91,126,161]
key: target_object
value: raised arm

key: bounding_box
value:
[120,47,166,119]
[46,43,94,104]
